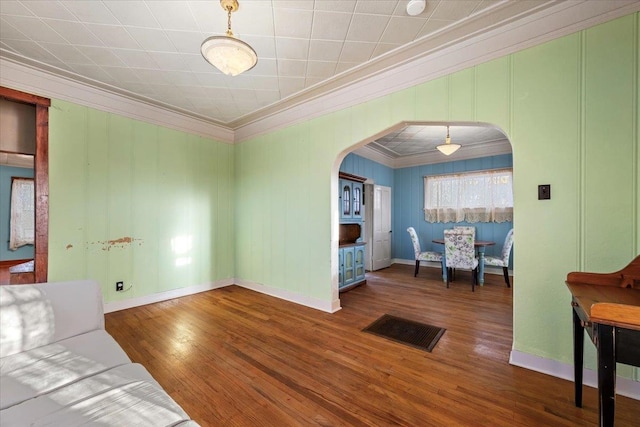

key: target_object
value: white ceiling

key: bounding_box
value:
[0,0,564,128]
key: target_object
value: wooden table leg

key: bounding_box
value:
[572,305,584,408]
[595,323,616,427]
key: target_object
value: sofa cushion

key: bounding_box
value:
[0,363,193,427]
[0,281,104,359]
[0,329,130,410]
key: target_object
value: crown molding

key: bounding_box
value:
[234,0,640,142]
[0,55,234,143]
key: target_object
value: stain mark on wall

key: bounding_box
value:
[91,237,143,251]
[65,244,73,250]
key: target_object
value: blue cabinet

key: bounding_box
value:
[339,243,366,291]
[339,179,363,222]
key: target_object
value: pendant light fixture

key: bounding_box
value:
[436,126,461,155]
[200,0,257,76]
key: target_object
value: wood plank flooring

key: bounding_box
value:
[105,264,640,426]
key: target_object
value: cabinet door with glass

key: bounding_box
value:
[342,246,355,287]
[354,244,365,281]
[340,179,363,221]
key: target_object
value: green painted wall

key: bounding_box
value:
[235,14,639,375]
[48,100,235,302]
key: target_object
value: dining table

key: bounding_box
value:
[432,239,496,285]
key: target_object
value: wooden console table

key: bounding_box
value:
[565,256,640,427]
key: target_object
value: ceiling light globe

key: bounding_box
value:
[201,36,258,76]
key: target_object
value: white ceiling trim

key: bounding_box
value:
[0,56,234,143]
[234,0,640,143]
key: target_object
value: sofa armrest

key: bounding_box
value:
[0,280,104,358]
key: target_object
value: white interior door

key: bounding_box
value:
[372,185,392,270]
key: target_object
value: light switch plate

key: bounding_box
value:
[538,184,551,200]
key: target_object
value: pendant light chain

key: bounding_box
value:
[226,6,233,37]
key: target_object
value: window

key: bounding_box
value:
[424,169,513,223]
[9,177,34,250]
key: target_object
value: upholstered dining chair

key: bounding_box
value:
[407,227,443,277]
[444,229,479,291]
[484,228,514,287]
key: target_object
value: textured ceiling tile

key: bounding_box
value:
[371,42,401,58]
[21,1,75,20]
[272,1,315,10]
[163,70,199,86]
[229,2,275,37]
[101,66,143,82]
[60,0,119,25]
[355,0,399,15]
[473,0,502,14]
[273,8,312,38]
[308,40,343,62]
[380,17,426,44]
[339,41,376,62]
[105,1,159,28]
[164,30,205,54]
[43,19,105,46]
[87,24,141,50]
[193,71,228,87]
[277,59,306,77]
[304,77,324,88]
[241,35,277,59]
[148,52,195,71]
[278,76,305,97]
[335,61,359,74]
[0,1,34,16]
[74,46,127,67]
[311,11,352,41]
[1,39,60,63]
[250,76,280,91]
[125,27,177,52]
[314,1,357,13]
[145,0,198,31]
[112,49,159,69]
[0,17,27,40]
[417,19,454,38]
[134,68,170,85]
[254,89,280,103]
[225,74,254,90]
[39,42,93,63]
[185,0,219,34]
[275,37,309,60]
[188,55,220,73]
[68,64,117,84]
[248,57,278,76]
[3,15,67,43]
[431,0,481,21]
[306,60,336,79]
[346,14,390,42]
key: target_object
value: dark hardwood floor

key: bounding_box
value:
[105,264,640,426]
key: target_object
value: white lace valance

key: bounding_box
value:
[424,169,513,224]
[9,177,35,250]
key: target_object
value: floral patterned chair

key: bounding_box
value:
[406,227,443,277]
[444,229,479,291]
[483,228,514,287]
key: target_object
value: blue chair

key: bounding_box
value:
[484,228,514,287]
[407,227,443,277]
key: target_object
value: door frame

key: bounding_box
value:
[0,86,50,283]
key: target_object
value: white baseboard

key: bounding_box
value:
[510,350,639,400]
[103,278,234,313]
[234,278,340,313]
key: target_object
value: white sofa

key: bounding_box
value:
[0,280,199,426]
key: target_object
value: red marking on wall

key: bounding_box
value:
[94,237,143,251]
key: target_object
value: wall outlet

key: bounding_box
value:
[116,281,124,291]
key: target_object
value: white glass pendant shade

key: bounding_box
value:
[201,36,257,76]
[436,126,461,155]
